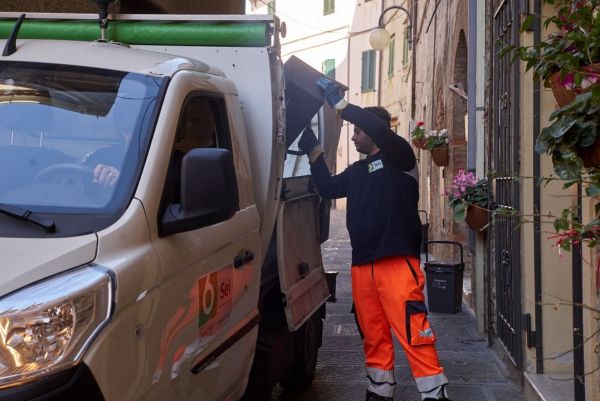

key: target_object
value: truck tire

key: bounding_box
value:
[279,312,323,390]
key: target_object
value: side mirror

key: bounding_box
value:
[159,148,239,237]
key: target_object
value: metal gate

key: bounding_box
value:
[493,0,522,369]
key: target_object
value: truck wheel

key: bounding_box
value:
[279,313,322,390]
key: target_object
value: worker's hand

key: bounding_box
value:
[316,77,348,111]
[298,127,323,163]
[93,164,120,187]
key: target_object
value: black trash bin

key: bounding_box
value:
[418,210,429,255]
[424,241,464,314]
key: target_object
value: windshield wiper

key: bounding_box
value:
[0,203,56,233]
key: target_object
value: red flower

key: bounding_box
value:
[416,121,424,127]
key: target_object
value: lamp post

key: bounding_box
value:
[368,5,412,51]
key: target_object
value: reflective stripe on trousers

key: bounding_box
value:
[351,255,449,399]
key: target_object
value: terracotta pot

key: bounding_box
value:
[465,205,489,232]
[412,138,428,149]
[548,63,600,108]
[577,136,600,168]
[430,144,449,167]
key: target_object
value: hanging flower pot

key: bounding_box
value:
[548,64,600,108]
[576,136,600,168]
[430,144,449,167]
[465,204,489,232]
[412,138,428,149]
[410,121,427,149]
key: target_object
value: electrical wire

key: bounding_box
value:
[256,0,342,34]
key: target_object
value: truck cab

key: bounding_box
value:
[0,12,342,401]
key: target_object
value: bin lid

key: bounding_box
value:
[424,261,464,271]
[283,56,347,148]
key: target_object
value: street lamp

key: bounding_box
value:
[369,5,412,51]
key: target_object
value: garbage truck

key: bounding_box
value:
[0,9,342,401]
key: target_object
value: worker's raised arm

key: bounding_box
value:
[315,77,416,171]
[340,104,416,171]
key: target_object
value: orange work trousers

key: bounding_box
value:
[352,255,448,399]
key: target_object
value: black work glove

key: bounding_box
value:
[298,127,323,163]
[298,127,319,155]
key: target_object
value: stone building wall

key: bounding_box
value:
[413,0,471,264]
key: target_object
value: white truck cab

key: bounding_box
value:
[0,12,341,401]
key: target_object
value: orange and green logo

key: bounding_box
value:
[198,272,219,329]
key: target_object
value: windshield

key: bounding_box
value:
[0,62,165,215]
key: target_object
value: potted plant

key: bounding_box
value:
[535,84,600,178]
[501,0,600,107]
[411,121,428,149]
[425,129,449,166]
[445,169,491,231]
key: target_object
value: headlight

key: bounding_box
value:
[0,266,112,388]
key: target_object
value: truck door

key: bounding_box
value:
[279,104,342,330]
[148,91,261,401]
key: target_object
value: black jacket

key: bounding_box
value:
[310,104,421,265]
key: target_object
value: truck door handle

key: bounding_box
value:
[234,249,254,268]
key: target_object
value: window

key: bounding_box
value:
[267,0,275,15]
[164,94,232,205]
[402,27,410,65]
[388,36,395,77]
[322,58,336,79]
[361,50,376,92]
[323,0,335,15]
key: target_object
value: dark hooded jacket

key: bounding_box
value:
[310,104,421,265]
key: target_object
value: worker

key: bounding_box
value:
[298,77,451,401]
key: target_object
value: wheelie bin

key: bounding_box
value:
[424,241,464,314]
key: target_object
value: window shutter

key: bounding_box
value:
[361,50,376,92]
[323,59,336,79]
[388,36,395,77]
[323,0,335,15]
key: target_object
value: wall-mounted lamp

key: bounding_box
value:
[369,5,412,51]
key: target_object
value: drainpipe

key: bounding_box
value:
[377,0,385,108]
[573,185,585,400]
[532,0,544,375]
[410,0,417,120]
[467,0,476,172]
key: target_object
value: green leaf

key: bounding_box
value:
[498,44,516,57]
[535,133,550,154]
[521,15,535,33]
[548,117,578,139]
[453,203,467,223]
[554,217,569,232]
[577,123,598,147]
[586,183,600,197]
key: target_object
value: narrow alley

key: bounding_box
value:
[272,209,524,401]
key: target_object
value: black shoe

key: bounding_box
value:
[366,390,393,401]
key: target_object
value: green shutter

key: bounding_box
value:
[402,27,410,65]
[323,58,336,79]
[361,50,375,92]
[324,0,335,15]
